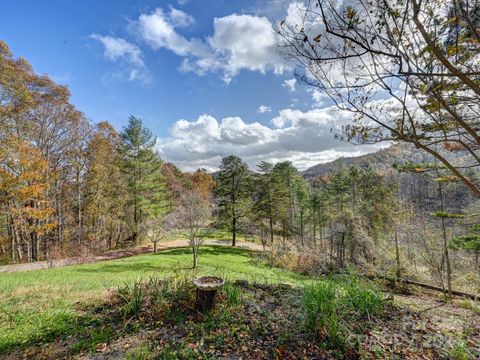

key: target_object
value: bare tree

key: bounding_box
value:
[278,0,480,196]
[173,190,211,268]
[142,213,174,254]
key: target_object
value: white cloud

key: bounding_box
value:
[282,78,296,92]
[131,7,208,57]
[129,7,289,82]
[309,88,330,107]
[90,34,144,66]
[207,14,288,81]
[168,6,195,27]
[90,34,151,84]
[249,0,293,19]
[156,106,386,171]
[258,105,272,113]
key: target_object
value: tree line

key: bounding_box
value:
[1,37,478,294]
[0,40,213,263]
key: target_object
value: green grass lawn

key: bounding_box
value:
[0,246,310,354]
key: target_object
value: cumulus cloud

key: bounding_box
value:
[168,6,195,27]
[156,107,387,171]
[309,88,330,107]
[128,6,289,82]
[258,105,272,113]
[282,78,296,92]
[90,34,151,84]
[131,7,208,57]
[207,14,288,81]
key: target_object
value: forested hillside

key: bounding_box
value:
[302,144,429,179]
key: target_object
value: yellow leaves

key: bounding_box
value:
[434,175,460,182]
[0,137,56,233]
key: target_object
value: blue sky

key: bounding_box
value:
[1,0,384,170]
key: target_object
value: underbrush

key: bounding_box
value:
[8,271,479,359]
[265,248,341,275]
[56,276,388,358]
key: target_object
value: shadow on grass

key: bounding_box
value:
[73,246,251,274]
[0,310,81,355]
[73,262,178,273]
[158,246,251,257]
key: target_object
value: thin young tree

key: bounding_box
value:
[173,190,211,268]
[142,213,174,254]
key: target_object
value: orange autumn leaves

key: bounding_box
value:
[0,138,56,236]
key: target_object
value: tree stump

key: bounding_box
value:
[196,288,218,311]
[192,276,224,312]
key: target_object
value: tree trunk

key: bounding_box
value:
[269,215,274,244]
[192,241,199,268]
[232,216,236,247]
[436,178,452,298]
[395,228,401,279]
[300,210,304,247]
[153,241,157,254]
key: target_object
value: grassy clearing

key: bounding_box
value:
[0,246,309,353]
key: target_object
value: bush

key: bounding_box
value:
[117,279,145,319]
[302,281,342,346]
[342,278,384,320]
[267,248,336,275]
[446,337,472,360]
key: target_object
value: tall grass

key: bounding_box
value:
[116,275,194,324]
[222,282,241,306]
[302,281,341,346]
[301,277,385,348]
[118,279,145,319]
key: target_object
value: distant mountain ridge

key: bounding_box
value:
[302,143,433,179]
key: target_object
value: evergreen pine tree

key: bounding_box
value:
[215,155,252,247]
[121,116,168,242]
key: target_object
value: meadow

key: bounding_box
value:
[0,246,309,353]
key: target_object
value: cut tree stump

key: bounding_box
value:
[192,276,225,312]
[196,288,218,312]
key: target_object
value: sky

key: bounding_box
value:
[1,0,385,171]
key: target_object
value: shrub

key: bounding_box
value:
[446,337,472,360]
[267,248,335,275]
[342,278,384,320]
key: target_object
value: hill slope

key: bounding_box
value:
[302,143,432,179]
